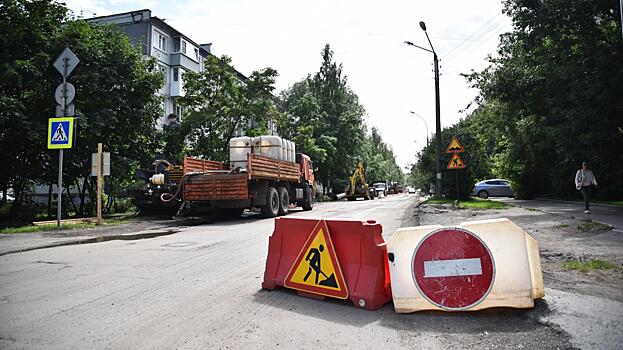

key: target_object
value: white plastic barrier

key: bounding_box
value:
[387,218,544,312]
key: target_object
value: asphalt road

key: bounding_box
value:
[0,194,615,349]
[0,195,418,349]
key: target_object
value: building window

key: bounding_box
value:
[176,105,183,119]
[181,40,187,54]
[154,31,167,52]
[194,48,200,61]
[158,64,168,84]
[173,68,179,81]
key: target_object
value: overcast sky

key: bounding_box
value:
[65,0,513,170]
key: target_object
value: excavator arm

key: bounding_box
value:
[345,163,373,200]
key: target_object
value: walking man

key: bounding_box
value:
[575,161,598,214]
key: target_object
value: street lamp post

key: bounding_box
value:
[405,20,442,198]
[410,111,428,145]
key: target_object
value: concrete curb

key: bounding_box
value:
[534,197,622,209]
[0,229,179,257]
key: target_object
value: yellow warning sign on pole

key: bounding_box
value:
[447,153,466,169]
[446,137,465,153]
[284,220,348,299]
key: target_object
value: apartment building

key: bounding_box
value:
[87,9,278,136]
[88,9,216,127]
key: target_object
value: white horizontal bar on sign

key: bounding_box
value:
[424,258,482,278]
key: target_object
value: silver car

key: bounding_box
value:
[472,179,514,199]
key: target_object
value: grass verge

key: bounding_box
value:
[551,224,570,230]
[562,259,620,273]
[423,198,509,210]
[0,217,133,234]
[577,220,611,232]
[600,200,623,207]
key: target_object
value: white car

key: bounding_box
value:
[372,182,387,196]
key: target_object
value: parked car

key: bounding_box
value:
[407,186,416,194]
[472,179,514,199]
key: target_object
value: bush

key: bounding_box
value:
[110,197,135,214]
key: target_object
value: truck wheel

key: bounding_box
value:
[261,187,279,218]
[277,187,289,216]
[302,188,314,211]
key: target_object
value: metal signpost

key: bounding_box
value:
[445,137,465,201]
[91,144,110,224]
[50,48,79,226]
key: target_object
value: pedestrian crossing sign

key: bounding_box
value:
[284,220,348,299]
[48,117,74,149]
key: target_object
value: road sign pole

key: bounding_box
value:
[51,48,79,227]
[97,143,103,224]
[57,149,63,227]
[56,62,68,228]
[455,170,459,203]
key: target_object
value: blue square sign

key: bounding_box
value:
[48,117,74,149]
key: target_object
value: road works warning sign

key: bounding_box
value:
[47,117,74,149]
[285,220,348,299]
[412,227,495,310]
[447,153,465,169]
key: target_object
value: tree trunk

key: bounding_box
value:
[65,183,78,217]
[105,178,114,214]
[86,177,96,216]
[77,178,86,216]
[9,178,25,219]
[47,181,53,219]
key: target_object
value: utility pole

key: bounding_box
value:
[433,51,442,198]
[405,21,443,198]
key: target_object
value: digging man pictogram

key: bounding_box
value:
[303,244,338,288]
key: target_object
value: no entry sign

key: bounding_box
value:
[411,227,495,310]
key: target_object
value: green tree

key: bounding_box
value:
[0,1,164,220]
[0,0,68,218]
[413,0,623,200]
[276,80,331,167]
[363,127,404,185]
[178,55,279,161]
[57,20,164,215]
[278,45,367,194]
[466,0,623,199]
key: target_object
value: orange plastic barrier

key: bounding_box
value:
[262,217,391,310]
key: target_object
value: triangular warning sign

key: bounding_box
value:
[52,123,68,142]
[446,137,465,153]
[447,153,466,169]
[284,220,348,299]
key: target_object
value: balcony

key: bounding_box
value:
[170,52,200,73]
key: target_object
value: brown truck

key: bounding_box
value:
[182,153,315,218]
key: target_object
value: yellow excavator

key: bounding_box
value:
[345,162,375,201]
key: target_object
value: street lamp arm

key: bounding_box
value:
[410,111,429,145]
[404,41,434,53]
[422,31,436,54]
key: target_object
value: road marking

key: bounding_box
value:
[424,258,482,278]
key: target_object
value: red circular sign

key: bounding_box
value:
[412,228,495,310]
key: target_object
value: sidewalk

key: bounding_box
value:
[0,217,206,256]
[495,198,623,232]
